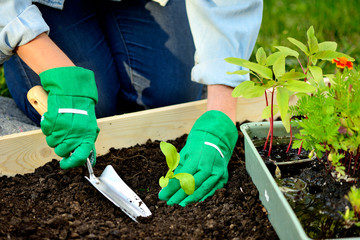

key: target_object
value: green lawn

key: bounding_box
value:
[1,1,359,97]
[0,65,10,97]
[255,0,360,61]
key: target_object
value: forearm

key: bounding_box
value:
[16,33,74,75]
[207,85,237,124]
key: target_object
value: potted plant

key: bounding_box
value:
[229,26,360,239]
[226,26,353,158]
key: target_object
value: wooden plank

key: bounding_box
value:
[0,95,294,176]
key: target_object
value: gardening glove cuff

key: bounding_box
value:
[39,66,99,170]
[39,66,98,103]
[188,110,238,160]
[159,110,238,206]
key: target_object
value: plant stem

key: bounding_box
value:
[347,152,353,175]
[264,90,270,151]
[267,88,275,157]
[353,147,360,175]
[286,118,293,153]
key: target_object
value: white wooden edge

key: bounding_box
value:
[0,96,296,176]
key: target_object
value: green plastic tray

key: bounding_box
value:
[240,121,358,240]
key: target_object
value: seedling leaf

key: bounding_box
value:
[274,46,299,58]
[288,37,309,55]
[227,70,251,75]
[277,87,290,132]
[313,50,355,61]
[256,47,267,65]
[285,79,316,93]
[318,41,337,51]
[160,141,180,171]
[174,173,195,195]
[159,176,169,188]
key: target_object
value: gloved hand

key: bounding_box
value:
[158,110,238,206]
[39,66,99,169]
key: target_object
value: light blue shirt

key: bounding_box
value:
[0,0,262,87]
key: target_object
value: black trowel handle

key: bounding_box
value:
[27,85,48,115]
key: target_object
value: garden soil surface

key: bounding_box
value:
[0,124,279,240]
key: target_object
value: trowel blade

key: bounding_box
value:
[85,165,152,222]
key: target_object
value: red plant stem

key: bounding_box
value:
[286,118,293,153]
[267,88,275,157]
[264,126,271,151]
[347,152,353,175]
[353,147,360,175]
[264,90,270,151]
[341,149,347,169]
[297,140,303,156]
[298,58,306,75]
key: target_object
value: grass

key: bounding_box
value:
[1,1,359,97]
[254,0,360,62]
[0,65,10,97]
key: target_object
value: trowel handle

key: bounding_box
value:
[27,85,48,115]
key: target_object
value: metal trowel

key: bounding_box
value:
[27,85,152,222]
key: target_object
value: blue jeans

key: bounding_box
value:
[4,0,203,125]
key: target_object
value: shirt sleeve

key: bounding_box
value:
[185,0,263,87]
[0,0,50,64]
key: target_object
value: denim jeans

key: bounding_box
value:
[4,0,203,125]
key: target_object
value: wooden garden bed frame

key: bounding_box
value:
[0,95,296,176]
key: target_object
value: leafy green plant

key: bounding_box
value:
[342,186,360,227]
[290,64,360,178]
[0,66,10,98]
[226,26,353,157]
[159,141,195,195]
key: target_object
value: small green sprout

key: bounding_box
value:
[159,141,195,195]
[341,186,360,227]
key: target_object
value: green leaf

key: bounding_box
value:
[227,70,251,75]
[308,66,324,85]
[160,141,180,171]
[256,47,267,65]
[280,71,306,81]
[225,57,248,66]
[277,87,290,132]
[266,52,285,66]
[313,50,355,61]
[244,62,273,79]
[226,57,273,79]
[285,79,316,93]
[295,92,309,99]
[262,105,279,119]
[232,81,267,99]
[318,41,337,51]
[273,55,286,79]
[232,81,253,97]
[307,26,319,54]
[288,37,309,55]
[274,46,299,58]
[173,173,195,195]
[159,176,169,188]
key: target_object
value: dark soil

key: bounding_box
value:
[258,142,360,239]
[0,125,279,240]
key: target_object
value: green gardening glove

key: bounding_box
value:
[39,66,99,170]
[158,110,238,206]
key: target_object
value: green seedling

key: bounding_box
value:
[226,26,353,157]
[342,186,360,227]
[159,141,195,195]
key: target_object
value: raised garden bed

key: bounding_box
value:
[0,126,281,239]
[0,99,293,239]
